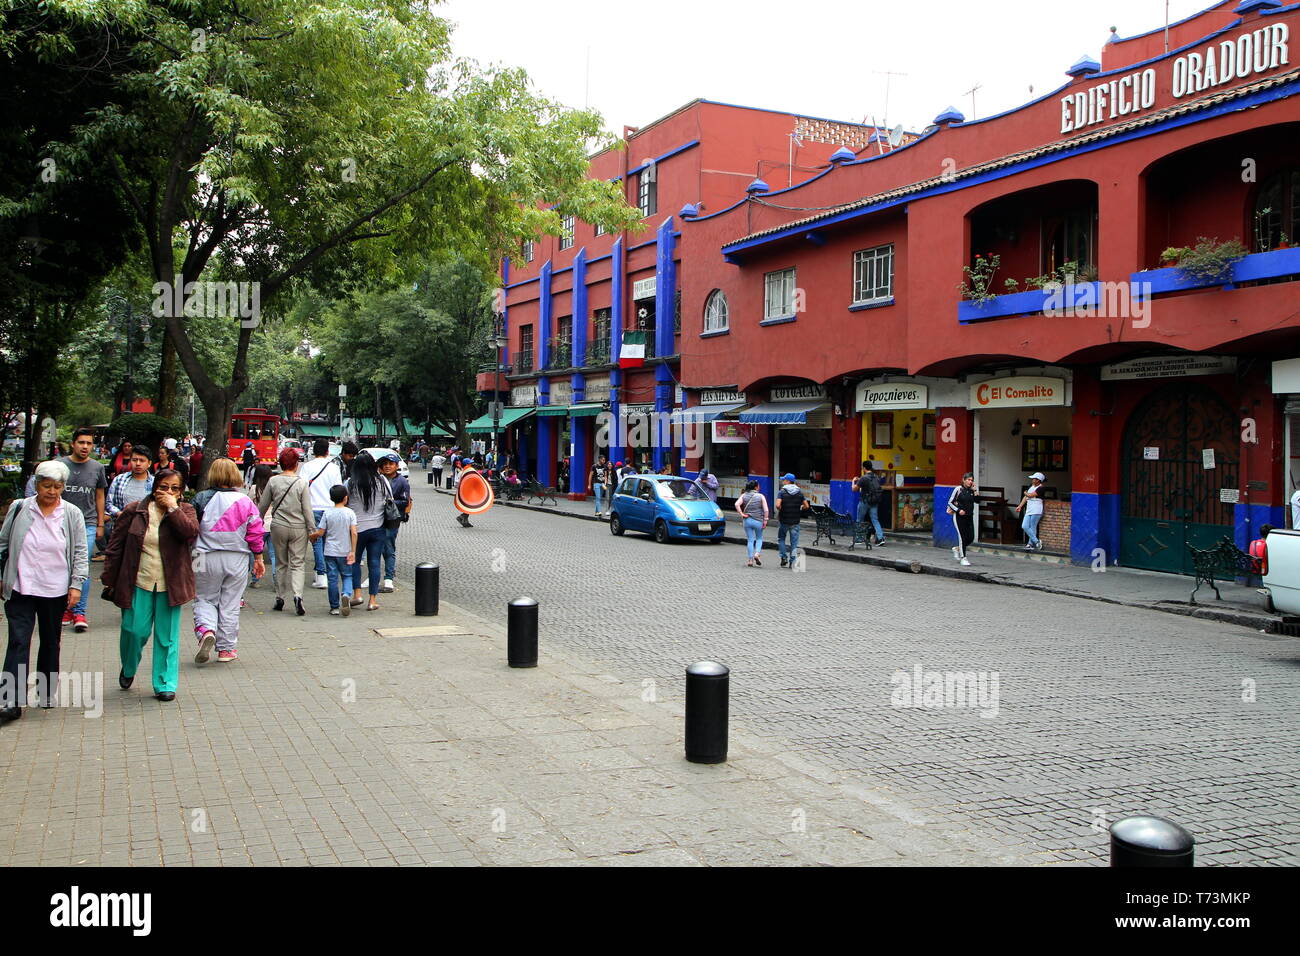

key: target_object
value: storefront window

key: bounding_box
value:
[777,428,831,483]
[709,440,748,478]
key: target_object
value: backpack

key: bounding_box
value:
[863,472,883,505]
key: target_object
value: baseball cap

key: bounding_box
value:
[782,473,796,482]
[1028,472,1046,481]
[378,451,401,463]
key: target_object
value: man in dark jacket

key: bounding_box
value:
[775,473,810,569]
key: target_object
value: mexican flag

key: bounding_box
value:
[619,330,647,368]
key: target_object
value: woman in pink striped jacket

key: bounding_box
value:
[190,458,266,665]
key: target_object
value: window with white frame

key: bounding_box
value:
[704,290,728,333]
[595,221,606,237]
[852,244,894,303]
[763,268,796,320]
[522,239,534,263]
[638,167,657,218]
[560,215,574,250]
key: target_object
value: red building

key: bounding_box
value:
[676,0,1298,573]
[488,99,899,495]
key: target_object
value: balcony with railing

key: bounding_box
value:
[544,337,572,371]
[475,361,510,393]
[585,338,611,366]
[512,352,535,375]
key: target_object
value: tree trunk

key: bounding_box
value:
[392,390,405,439]
[157,331,178,419]
[198,389,236,486]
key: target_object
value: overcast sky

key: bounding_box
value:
[439,0,1214,134]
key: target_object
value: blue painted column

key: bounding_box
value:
[570,372,587,497]
[608,238,626,466]
[572,249,588,368]
[652,219,677,471]
[535,260,553,488]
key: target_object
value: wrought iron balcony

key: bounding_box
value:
[544,337,572,371]
[585,339,611,366]
[512,353,534,375]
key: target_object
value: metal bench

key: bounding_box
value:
[810,507,874,549]
[1186,536,1258,603]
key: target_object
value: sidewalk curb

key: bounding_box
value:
[435,487,1281,634]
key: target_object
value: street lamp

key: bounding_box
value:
[490,320,508,468]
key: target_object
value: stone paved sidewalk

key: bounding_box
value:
[450,485,1280,632]
[0,579,1020,866]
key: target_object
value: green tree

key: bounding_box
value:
[21,0,639,479]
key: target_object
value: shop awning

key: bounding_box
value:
[669,402,746,425]
[569,404,604,417]
[465,407,536,433]
[738,401,830,424]
[535,405,570,417]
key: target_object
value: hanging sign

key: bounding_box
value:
[1202,448,1216,470]
[700,389,745,405]
[632,277,656,300]
[771,384,827,402]
[1101,355,1237,381]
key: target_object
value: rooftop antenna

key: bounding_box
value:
[888,124,905,148]
[1164,0,1170,53]
[872,70,908,132]
[964,81,983,120]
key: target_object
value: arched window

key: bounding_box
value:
[1253,168,1300,251]
[704,290,728,333]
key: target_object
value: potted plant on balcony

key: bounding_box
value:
[1279,233,1291,251]
[1172,237,1249,286]
[1159,246,1188,268]
[957,253,1002,304]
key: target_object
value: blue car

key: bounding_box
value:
[609,474,726,544]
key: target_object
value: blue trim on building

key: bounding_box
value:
[1238,502,1286,550]
[538,260,553,372]
[759,315,798,326]
[848,297,895,312]
[933,486,958,547]
[828,479,854,515]
[505,275,541,290]
[722,76,1300,257]
[753,474,774,506]
[700,329,729,338]
[572,249,588,368]
[621,140,700,181]
[609,239,626,465]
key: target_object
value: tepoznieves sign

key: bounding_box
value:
[971,377,1067,409]
[1060,22,1289,135]
[856,383,929,411]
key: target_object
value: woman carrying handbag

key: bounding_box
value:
[258,448,316,616]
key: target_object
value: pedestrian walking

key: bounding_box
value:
[55,428,108,634]
[430,450,446,488]
[190,458,265,665]
[105,446,155,546]
[246,464,277,588]
[258,448,316,616]
[0,461,89,721]
[947,472,978,567]
[187,445,204,491]
[299,439,343,590]
[108,439,135,478]
[100,468,198,702]
[339,441,359,482]
[311,485,357,616]
[240,441,257,480]
[735,479,769,567]
[698,468,720,502]
[852,461,887,546]
[775,473,810,569]
[453,461,494,528]
[378,451,410,593]
[156,444,188,487]
[588,454,610,516]
[346,451,392,611]
[1014,472,1046,552]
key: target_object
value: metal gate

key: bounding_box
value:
[1120,383,1239,575]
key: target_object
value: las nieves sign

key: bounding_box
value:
[1060,22,1289,135]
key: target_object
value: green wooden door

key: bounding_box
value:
[1120,384,1239,575]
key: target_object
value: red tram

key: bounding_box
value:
[227,408,280,465]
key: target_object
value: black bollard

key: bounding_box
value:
[685,661,729,764]
[507,597,538,668]
[427,470,434,484]
[414,563,439,616]
[1110,816,1195,867]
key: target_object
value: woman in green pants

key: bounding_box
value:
[100,469,198,701]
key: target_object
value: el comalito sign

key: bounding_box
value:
[1060,22,1289,134]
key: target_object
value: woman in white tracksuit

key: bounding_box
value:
[192,458,266,665]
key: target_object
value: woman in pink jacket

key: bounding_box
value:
[190,458,265,664]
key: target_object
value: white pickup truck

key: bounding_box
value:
[1262,528,1300,614]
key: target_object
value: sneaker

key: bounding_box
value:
[381,579,394,593]
[1035,541,1045,551]
[61,610,74,627]
[780,556,788,567]
[960,557,972,566]
[73,614,88,633]
[1024,544,1034,552]
[340,599,351,617]
[311,574,327,589]
[952,546,960,558]
[194,632,216,664]
[217,650,237,663]
[875,538,886,547]
[329,608,341,616]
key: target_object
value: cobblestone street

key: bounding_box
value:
[387,478,1300,865]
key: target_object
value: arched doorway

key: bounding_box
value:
[1120,383,1239,575]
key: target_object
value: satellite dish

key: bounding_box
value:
[888,125,905,147]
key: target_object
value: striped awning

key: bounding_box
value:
[737,401,830,425]
[669,402,745,425]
